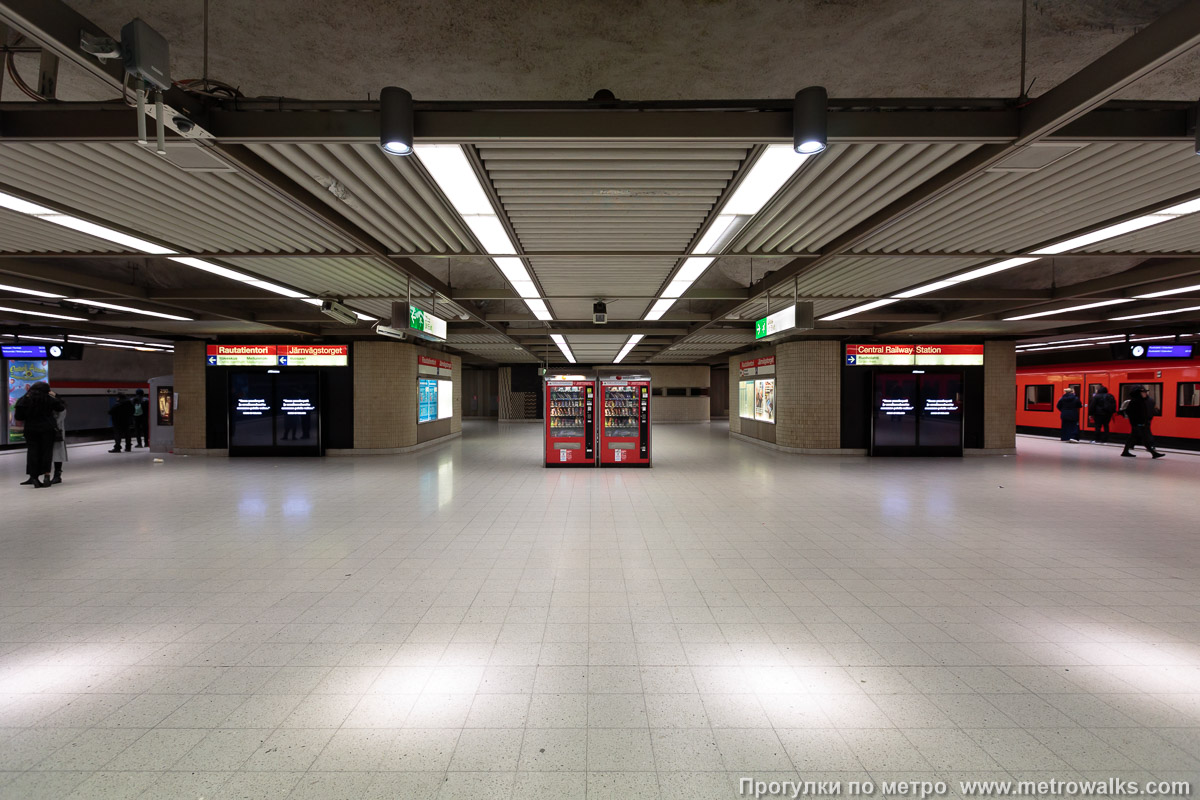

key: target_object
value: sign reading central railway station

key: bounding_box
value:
[845,344,984,367]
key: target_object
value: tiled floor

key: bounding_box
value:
[1,423,1197,799]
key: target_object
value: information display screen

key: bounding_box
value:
[418,378,438,423]
[2,345,47,358]
[918,372,963,448]
[754,378,775,423]
[275,372,319,445]
[874,373,919,448]
[229,372,275,448]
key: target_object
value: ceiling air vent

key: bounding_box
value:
[987,143,1084,173]
[155,143,236,172]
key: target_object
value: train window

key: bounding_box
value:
[1179,382,1200,418]
[1119,383,1163,417]
[1024,384,1054,411]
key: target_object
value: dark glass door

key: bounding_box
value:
[872,371,964,456]
[275,372,320,450]
[229,371,322,456]
[229,372,275,449]
[918,372,963,450]
[873,373,918,450]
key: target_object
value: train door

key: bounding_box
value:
[1084,373,1110,430]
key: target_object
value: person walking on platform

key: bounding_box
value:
[1090,385,1116,443]
[1120,385,1165,459]
[108,393,135,453]
[14,381,64,488]
[131,388,150,448]
[1056,386,1082,442]
[50,399,67,484]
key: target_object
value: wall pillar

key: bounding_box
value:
[173,341,206,450]
[982,340,1017,451]
[349,341,460,453]
[776,340,842,450]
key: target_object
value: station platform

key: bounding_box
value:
[0,423,1197,798]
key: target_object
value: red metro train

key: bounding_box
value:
[1016,359,1200,449]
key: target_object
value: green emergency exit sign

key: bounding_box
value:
[408,305,447,341]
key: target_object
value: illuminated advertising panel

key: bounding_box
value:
[754,378,775,423]
[738,380,754,419]
[437,379,454,420]
[418,378,438,423]
[207,344,277,367]
[7,359,49,443]
[278,345,348,367]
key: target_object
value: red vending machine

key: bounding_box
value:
[599,378,651,467]
[544,378,596,467]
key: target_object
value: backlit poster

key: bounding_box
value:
[754,378,776,423]
[738,380,755,419]
[7,359,49,444]
[156,386,174,426]
[437,379,454,420]
[418,378,438,423]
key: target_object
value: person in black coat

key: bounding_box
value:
[14,381,65,488]
[1121,385,1165,459]
[108,393,135,453]
[1090,385,1117,443]
[131,388,150,448]
[1056,387,1082,442]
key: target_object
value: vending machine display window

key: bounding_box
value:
[545,380,596,466]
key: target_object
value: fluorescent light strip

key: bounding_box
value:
[167,256,253,282]
[14,335,65,343]
[0,305,88,321]
[525,298,553,321]
[71,334,168,346]
[614,334,643,364]
[818,298,898,321]
[1004,299,1133,321]
[1135,282,1200,300]
[77,341,174,352]
[1110,304,1200,321]
[0,191,178,255]
[1032,215,1177,255]
[549,333,575,363]
[65,298,192,321]
[691,215,741,255]
[0,283,66,299]
[723,145,812,216]
[644,298,676,321]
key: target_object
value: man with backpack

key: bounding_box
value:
[1120,385,1165,459]
[1090,385,1116,443]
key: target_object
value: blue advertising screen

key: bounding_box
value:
[418,378,438,423]
[2,345,47,358]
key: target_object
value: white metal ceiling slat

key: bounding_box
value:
[0,208,131,253]
[775,255,989,298]
[350,144,476,252]
[732,143,983,255]
[857,143,1200,254]
[0,142,360,254]
[874,143,1159,253]
[223,256,409,298]
[253,143,418,252]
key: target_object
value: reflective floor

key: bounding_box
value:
[1,423,1198,799]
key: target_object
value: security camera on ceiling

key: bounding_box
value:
[593,301,608,325]
[374,323,407,341]
[319,299,358,325]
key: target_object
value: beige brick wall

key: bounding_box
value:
[652,396,710,422]
[776,340,841,449]
[728,355,741,435]
[983,340,1017,450]
[353,342,458,449]
[173,341,207,450]
[647,365,710,388]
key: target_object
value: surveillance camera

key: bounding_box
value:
[172,116,195,134]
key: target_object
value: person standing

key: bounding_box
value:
[131,388,150,448]
[1090,385,1116,443]
[50,399,67,484]
[1120,385,1165,459]
[108,393,135,453]
[1056,387,1082,442]
[13,381,64,488]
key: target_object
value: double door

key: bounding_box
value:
[871,371,963,456]
[228,370,322,456]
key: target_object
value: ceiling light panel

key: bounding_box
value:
[64,298,193,321]
[818,298,898,321]
[614,334,643,363]
[1004,298,1134,321]
[413,145,494,214]
[723,145,812,216]
[1110,304,1200,320]
[550,333,576,363]
[0,283,66,299]
[0,305,88,321]
[1031,215,1177,255]
[644,298,676,321]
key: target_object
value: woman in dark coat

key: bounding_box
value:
[14,381,65,487]
[1056,387,1082,442]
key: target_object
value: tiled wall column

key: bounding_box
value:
[172,341,206,450]
[353,341,409,449]
[776,340,842,449]
[983,340,1017,451]
[727,356,742,436]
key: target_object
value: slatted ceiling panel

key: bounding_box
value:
[783,255,991,298]
[530,256,680,297]
[732,143,984,255]
[0,208,134,254]
[735,295,849,321]
[855,142,1200,255]
[478,142,750,297]
[247,143,476,255]
[564,334,629,363]
[0,143,360,254]
[222,256,409,298]
[1074,212,1200,253]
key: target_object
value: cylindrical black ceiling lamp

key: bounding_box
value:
[380,86,414,156]
[793,86,828,155]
